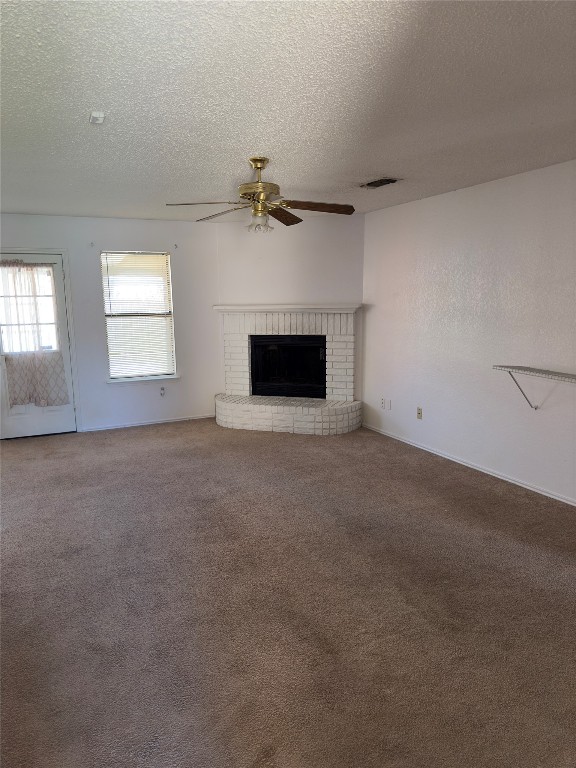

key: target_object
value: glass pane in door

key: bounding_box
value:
[0,264,59,353]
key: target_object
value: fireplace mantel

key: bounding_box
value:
[213,303,362,314]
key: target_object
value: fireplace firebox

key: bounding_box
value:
[250,335,326,398]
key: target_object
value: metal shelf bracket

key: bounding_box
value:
[507,371,538,410]
[493,365,576,411]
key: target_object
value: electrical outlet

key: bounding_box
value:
[381,397,386,409]
[417,406,422,419]
[160,386,165,397]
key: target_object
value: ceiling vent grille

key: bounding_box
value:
[360,177,398,189]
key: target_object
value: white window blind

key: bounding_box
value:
[100,252,176,379]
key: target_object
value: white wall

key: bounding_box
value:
[216,215,364,304]
[6,164,573,504]
[1,213,364,431]
[362,160,576,504]
[0,215,221,431]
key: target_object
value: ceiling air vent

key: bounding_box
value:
[360,177,398,189]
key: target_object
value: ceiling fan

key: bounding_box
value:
[166,157,355,232]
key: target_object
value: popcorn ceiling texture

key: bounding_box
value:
[1,1,575,220]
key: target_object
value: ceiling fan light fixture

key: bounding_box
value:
[247,212,274,233]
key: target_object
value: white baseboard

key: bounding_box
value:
[78,414,215,433]
[362,423,576,508]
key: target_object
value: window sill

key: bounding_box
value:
[106,374,180,384]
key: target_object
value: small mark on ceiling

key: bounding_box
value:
[89,111,105,125]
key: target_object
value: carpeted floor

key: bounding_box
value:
[1,419,575,768]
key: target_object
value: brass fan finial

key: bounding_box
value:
[248,157,269,182]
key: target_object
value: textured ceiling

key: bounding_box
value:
[1,0,575,223]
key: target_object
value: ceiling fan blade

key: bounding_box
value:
[281,200,355,215]
[195,205,250,223]
[166,201,241,206]
[268,207,303,226]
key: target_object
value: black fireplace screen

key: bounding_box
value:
[250,335,326,398]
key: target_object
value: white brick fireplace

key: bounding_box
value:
[213,304,362,434]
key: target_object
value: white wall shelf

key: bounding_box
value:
[493,365,576,410]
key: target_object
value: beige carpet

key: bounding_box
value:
[1,419,575,768]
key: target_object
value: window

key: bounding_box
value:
[100,252,176,379]
[0,263,59,353]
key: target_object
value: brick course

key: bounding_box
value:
[216,394,362,435]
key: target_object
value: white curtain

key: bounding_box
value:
[0,263,70,407]
[4,351,70,407]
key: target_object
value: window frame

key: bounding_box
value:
[100,250,177,382]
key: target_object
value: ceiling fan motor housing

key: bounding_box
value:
[239,156,280,214]
[238,181,280,202]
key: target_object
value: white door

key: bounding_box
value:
[0,253,76,438]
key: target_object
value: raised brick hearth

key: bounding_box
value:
[213,304,362,435]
